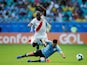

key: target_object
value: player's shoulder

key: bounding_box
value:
[41,15,46,20]
[31,18,37,22]
[46,40,52,46]
[56,44,60,49]
[32,18,37,21]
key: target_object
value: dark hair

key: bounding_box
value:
[36,11,41,21]
[36,11,41,17]
[53,39,57,43]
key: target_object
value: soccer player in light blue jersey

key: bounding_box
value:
[17,39,66,62]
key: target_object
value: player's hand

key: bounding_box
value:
[63,56,66,59]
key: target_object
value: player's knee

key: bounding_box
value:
[32,42,37,47]
[40,57,46,62]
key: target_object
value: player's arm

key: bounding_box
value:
[30,25,33,32]
[36,4,46,16]
[56,45,66,59]
[39,5,46,16]
[28,18,35,27]
[27,19,35,32]
[27,23,33,32]
[28,23,33,27]
[46,22,51,32]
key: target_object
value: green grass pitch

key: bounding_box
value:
[0,44,87,65]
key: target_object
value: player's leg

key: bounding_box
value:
[32,42,39,50]
[17,52,35,59]
[32,42,37,47]
[36,44,39,50]
[27,59,41,62]
[17,50,44,59]
[27,57,50,62]
[27,50,46,62]
[17,50,46,62]
[27,57,46,62]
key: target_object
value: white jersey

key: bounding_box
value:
[29,15,48,44]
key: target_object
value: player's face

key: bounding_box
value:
[36,12,41,21]
[53,39,57,46]
[53,42,57,47]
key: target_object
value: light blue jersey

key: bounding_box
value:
[41,42,63,58]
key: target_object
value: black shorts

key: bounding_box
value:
[34,50,45,57]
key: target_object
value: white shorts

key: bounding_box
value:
[28,33,48,45]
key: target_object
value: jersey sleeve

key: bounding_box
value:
[30,18,35,25]
[56,45,63,54]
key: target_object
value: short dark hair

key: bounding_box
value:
[36,11,41,17]
[53,39,57,43]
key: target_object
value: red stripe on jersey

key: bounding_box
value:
[36,21,43,32]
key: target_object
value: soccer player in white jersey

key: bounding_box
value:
[27,4,51,50]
